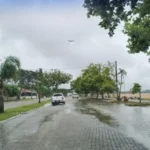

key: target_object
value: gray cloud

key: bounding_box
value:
[0,5,150,90]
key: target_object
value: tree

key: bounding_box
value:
[18,69,37,89]
[4,85,20,98]
[0,56,21,113]
[84,0,150,54]
[132,83,142,103]
[71,77,82,94]
[44,70,72,91]
[34,69,44,103]
[15,69,38,100]
[71,63,116,99]
[101,81,116,98]
[33,69,72,103]
[118,69,127,100]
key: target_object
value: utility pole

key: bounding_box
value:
[115,61,118,100]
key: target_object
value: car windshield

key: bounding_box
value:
[53,94,63,96]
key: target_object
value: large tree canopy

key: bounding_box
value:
[18,69,37,89]
[84,0,150,54]
[43,69,72,90]
[71,63,116,99]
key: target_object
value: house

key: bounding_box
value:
[21,89,37,99]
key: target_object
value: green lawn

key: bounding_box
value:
[142,98,150,100]
[125,102,150,107]
[110,100,150,107]
[0,100,51,122]
[4,98,37,102]
[21,98,37,101]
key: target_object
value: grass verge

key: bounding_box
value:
[4,98,37,102]
[125,102,150,107]
[21,98,37,101]
[142,98,150,100]
[110,100,150,107]
[0,100,51,122]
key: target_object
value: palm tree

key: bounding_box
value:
[0,56,20,113]
[118,68,127,100]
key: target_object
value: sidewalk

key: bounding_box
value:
[4,98,50,110]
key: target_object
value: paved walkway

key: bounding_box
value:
[4,98,50,110]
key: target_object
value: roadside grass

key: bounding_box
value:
[110,100,150,107]
[0,100,51,122]
[21,98,37,101]
[4,98,37,102]
[142,98,150,100]
[125,102,150,107]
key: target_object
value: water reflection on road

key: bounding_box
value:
[96,103,150,148]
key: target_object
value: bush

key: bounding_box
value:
[4,85,20,97]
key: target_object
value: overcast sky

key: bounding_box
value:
[0,0,150,90]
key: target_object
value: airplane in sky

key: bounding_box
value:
[68,40,75,43]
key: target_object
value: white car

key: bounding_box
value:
[52,93,65,105]
[72,93,79,99]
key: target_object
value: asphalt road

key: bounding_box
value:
[0,97,148,150]
[4,98,49,110]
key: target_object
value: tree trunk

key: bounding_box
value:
[101,93,104,100]
[16,93,20,101]
[118,74,123,101]
[31,90,33,99]
[139,91,141,103]
[85,93,87,97]
[38,93,41,103]
[90,91,93,99]
[107,93,110,98]
[96,91,99,99]
[0,80,4,113]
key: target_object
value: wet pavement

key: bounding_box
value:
[86,100,150,149]
[0,98,149,150]
[4,98,49,110]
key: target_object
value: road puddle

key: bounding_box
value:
[76,100,119,127]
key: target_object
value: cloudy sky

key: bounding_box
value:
[0,0,150,90]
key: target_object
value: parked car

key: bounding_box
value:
[72,93,79,99]
[52,93,65,106]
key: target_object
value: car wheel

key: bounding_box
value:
[52,102,55,106]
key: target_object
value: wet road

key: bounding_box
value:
[89,102,150,149]
[4,98,49,110]
[0,98,148,150]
